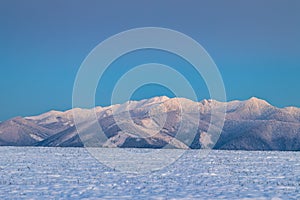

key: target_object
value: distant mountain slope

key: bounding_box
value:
[0,117,56,146]
[1,97,300,151]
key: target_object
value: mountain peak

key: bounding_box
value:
[245,97,270,106]
[148,96,170,102]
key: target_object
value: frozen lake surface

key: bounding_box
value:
[0,147,299,199]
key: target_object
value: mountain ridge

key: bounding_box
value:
[1,96,300,151]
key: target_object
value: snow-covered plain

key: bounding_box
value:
[0,147,299,199]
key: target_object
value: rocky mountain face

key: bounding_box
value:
[0,97,300,151]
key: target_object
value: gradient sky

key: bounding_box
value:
[0,0,300,121]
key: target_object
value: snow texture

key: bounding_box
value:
[0,147,299,199]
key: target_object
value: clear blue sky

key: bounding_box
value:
[0,0,299,121]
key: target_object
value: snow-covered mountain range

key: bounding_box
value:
[1,96,300,150]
